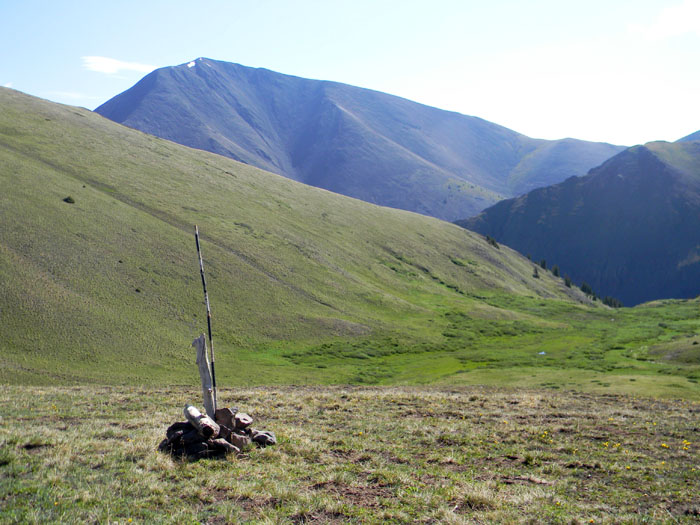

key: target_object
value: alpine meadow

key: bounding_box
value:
[1,86,699,523]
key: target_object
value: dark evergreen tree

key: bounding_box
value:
[485,235,500,249]
[603,296,623,308]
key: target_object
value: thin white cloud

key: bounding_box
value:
[3,82,12,88]
[629,0,700,41]
[82,56,155,75]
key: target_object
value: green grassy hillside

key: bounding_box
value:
[1,88,699,398]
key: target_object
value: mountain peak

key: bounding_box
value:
[95,58,623,221]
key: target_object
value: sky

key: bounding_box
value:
[2,0,699,146]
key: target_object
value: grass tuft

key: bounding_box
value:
[1,385,698,523]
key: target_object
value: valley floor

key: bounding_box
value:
[1,385,698,523]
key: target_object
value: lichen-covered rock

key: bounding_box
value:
[158,405,274,460]
[234,412,253,429]
[210,438,240,455]
[166,421,193,438]
[251,429,277,447]
[228,431,252,450]
[214,407,238,429]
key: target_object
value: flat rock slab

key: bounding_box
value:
[214,407,237,429]
[235,412,253,429]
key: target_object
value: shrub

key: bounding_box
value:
[533,267,540,279]
[63,196,75,204]
[564,275,572,288]
[580,282,593,296]
[539,259,546,270]
[552,265,560,277]
[603,296,623,308]
[485,235,500,249]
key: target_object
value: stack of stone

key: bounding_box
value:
[158,404,276,459]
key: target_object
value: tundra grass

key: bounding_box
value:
[1,385,698,523]
[1,89,699,399]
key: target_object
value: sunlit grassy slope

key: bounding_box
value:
[1,88,698,397]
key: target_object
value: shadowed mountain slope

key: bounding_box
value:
[678,130,700,142]
[459,141,700,305]
[95,58,623,220]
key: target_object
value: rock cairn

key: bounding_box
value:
[158,404,276,459]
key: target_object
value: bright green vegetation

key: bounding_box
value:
[1,88,699,399]
[1,385,698,523]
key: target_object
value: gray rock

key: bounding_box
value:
[214,407,238,429]
[228,431,252,450]
[251,429,277,447]
[234,412,253,429]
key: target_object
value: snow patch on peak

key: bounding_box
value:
[187,61,196,68]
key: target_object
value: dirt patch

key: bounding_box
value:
[290,510,348,523]
[311,480,393,508]
[565,461,601,470]
[501,475,552,485]
[380,451,410,464]
[21,442,52,452]
[203,516,229,525]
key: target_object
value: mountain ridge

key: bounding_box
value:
[95,58,624,220]
[677,129,700,142]
[459,140,700,305]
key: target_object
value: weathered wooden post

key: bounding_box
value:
[195,225,217,412]
[192,334,216,418]
[183,404,220,439]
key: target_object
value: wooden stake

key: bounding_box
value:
[195,225,217,412]
[192,334,216,418]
